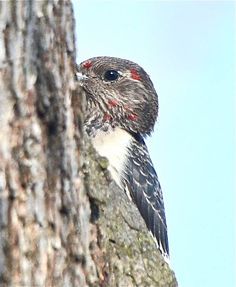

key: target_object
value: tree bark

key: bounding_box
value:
[0,1,178,286]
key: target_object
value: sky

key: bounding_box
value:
[72,1,235,286]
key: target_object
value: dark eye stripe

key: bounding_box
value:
[103,70,119,81]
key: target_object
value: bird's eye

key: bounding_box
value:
[103,70,120,82]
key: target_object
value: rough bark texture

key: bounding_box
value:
[0,1,178,286]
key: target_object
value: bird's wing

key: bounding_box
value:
[123,134,169,258]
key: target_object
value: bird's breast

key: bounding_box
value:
[91,127,132,188]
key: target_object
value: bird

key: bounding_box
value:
[76,56,169,259]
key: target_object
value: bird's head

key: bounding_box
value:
[77,56,159,136]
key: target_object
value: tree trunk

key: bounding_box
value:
[0,1,178,286]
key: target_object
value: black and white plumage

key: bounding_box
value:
[77,56,169,259]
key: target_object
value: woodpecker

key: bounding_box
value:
[77,56,169,259]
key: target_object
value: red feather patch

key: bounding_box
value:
[127,113,138,121]
[103,113,112,122]
[82,61,92,69]
[130,69,141,81]
[108,99,119,107]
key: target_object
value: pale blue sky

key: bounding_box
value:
[73,1,235,286]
